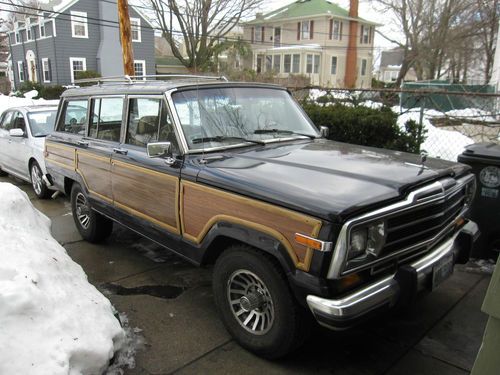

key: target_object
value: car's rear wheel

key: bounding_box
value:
[213,245,308,359]
[30,162,50,199]
[71,183,113,243]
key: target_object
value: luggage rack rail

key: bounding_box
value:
[73,74,228,86]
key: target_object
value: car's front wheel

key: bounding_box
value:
[30,161,50,199]
[70,183,113,243]
[213,245,308,359]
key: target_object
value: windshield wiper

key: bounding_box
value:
[191,136,265,145]
[253,129,316,139]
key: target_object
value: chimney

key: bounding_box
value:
[345,0,359,88]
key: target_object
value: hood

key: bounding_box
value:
[194,139,469,222]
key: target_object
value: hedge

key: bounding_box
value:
[302,101,425,154]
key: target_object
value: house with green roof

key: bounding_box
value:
[243,0,378,88]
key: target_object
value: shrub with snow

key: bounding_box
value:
[0,183,125,375]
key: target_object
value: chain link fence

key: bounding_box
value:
[291,86,500,161]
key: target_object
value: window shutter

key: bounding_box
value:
[297,22,300,40]
[251,27,254,43]
[48,59,52,81]
[261,26,265,43]
[310,20,314,39]
[360,25,364,43]
[329,19,333,39]
[340,22,343,41]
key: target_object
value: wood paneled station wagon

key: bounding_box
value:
[45,75,479,358]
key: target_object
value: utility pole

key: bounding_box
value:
[117,0,135,76]
[345,0,359,88]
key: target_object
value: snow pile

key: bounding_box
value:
[446,108,498,123]
[0,183,125,375]
[396,107,474,161]
[0,94,59,115]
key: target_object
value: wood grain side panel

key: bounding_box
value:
[111,160,179,233]
[181,181,322,271]
[45,142,75,170]
[76,151,113,201]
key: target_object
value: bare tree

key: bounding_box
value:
[147,0,263,71]
[474,0,499,83]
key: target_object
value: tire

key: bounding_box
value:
[30,161,51,199]
[213,245,309,359]
[71,183,113,243]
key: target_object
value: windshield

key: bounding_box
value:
[28,110,58,137]
[172,87,319,150]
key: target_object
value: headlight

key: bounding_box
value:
[348,221,386,260]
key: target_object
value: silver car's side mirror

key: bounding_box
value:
[147,142,172,158]
[319,126,329,138]
[9,128,25,137]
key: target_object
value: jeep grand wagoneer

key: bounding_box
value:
[45,75,478,358]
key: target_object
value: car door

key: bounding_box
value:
[75,96,125,205]
[6,111,32,179]
[0,111,14,170]
[111,96,182,240]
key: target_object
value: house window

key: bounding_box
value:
[42,58,51,82]
[71,11,88,38]
[331,56,338,75]
[301,21,311,40]
[265,55,272,72]
[70,57,86,82]
[15,32,20,44]
[134,60,146,77]
[131,18,141,42]
[39,19,46,37]
[284,54,291,73]
[254,26,263,43]
[306,54,320,74]
[360,25,370,44]
[361,59,367,76]
[27,26,33,41]
[273,55,281,72]
[17,61,24,82]
[292,54,300,73]
[332,20,341,40]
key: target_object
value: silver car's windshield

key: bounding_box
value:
[171,87,319,150]
[28,110,58,137]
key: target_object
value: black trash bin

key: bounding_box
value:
[458,143,500,260]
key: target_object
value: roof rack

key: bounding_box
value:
[73,74,229,86]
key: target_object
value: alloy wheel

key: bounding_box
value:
[31,164,43,196]
[75,192,91,229]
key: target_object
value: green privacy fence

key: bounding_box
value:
[401,81,496,112]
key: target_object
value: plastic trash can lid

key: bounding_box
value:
[462,143,500,160]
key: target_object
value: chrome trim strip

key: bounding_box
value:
[308,229,461,324]
[327,174,474,279]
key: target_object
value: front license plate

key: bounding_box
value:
[432,254,454,290]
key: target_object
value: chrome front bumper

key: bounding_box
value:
[307,222,479,330]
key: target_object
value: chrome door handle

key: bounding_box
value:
[113,148,128,155]
[77,140,89,147]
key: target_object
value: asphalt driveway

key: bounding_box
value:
[2,175,491,375]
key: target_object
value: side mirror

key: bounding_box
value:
[147,141,172,158]
[319,126,329,138]
[9,128,25,137]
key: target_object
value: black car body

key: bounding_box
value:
[45,76,478,358]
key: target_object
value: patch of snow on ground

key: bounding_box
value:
[0,183,128,375]
[445,108,498,123]
[464,258,496,275]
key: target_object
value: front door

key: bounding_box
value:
[111,96,181,237]
[6,111,31,178]
[0,111,14,171]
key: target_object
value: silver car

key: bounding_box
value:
[0,105,58,198]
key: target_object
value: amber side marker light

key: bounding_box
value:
[455,217,465,227]
[294,233,332,252]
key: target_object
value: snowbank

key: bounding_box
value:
[0,183,125,375]
[0,94,59,115]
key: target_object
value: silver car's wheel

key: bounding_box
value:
[227,269,275,335]
[75,192,91,229]
[31,164,43,195]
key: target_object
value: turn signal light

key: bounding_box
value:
[294,233,323,251]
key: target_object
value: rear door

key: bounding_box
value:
[7,111,31,178]
[76,96,125,205]
[0,111,14,171]
[111,95,182,240]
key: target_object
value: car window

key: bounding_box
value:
[126,98,179,152]
[0,111,14,130]
[27,110,58,137]
[56,99,88,134]
[11,112,26,133]
[88,97,123,142]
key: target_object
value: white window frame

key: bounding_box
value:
[71,11,88,38]
[254,27,262,43]
[130,18,141,42]
[301,21,311,40]
[17,61,24,82]
[333,20,341,40]
[26,20,33,41]
[39,18,46,38]
[331,56,338,75]
[70,57,86,83]
[42,58,50,83]
[133,60,146,78]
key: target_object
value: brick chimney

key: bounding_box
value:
[344,0,359,88]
